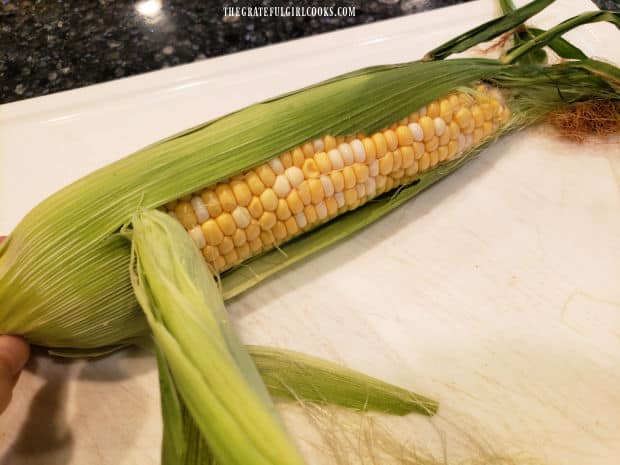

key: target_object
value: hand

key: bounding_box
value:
[0,335,30,414]
[0,236,31,414]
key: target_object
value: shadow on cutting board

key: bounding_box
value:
[0,346,156,465]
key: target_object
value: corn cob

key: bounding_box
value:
[167,86,510,273]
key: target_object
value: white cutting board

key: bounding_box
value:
[1,1,619,464]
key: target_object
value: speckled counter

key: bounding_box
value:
[0,0,616,104]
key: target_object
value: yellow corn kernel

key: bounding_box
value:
[201,219,224,246]
[286,190,304,215]
[315,151,332,174]
[392,149,403,171]
[473,127,484,144]
[280,152,293,169]
[324,135,337,150]
[175,201,197,229]
[201,190,222,218]
[344,188,358,206]
[455,107,472,129]
[218,236,234,255]
[284,216,299,235]
[325,196,338,216]
[401,146,415,169]
[405,160,418,177]
[202,245,219,262]
[449,121,460,140]
[301,142,315,158]
[249,238,262,253]
[245,172,265,196]
[272,221,287,241]
[304,204,317,224]
[256,164,276,187]
[362,137,377,165]
[276,199,291,220]
[483,121,493,137]
[425,136,439,152]
[213,256,227,271]
[418,153,431,172]
[384,129,398,151]
[438,146,449,162]
[379,152,394,175]
[330,171,345,192]
[439,128,451,146]
[216,212,236,236]
[302,158,320,179]
[259,188,278,211]
[413,141,425,159]
[418,116,435,141]
[372,133,388,158]
[248,197,264,218]
[297,181,312,205]
[237,243,251,261]
[396,126,413,146]
[232,228,247,247]
[224,249,239,266]
[471,105,484,127]
[427,101,440,118]
[353,164,369,184]
[231,180,252,207]
[342,166,356,189]
[259,211,277,231]
[429,150,439,167]
[215,185,237,212]
[448,140,459,158]
[439,99,453,122]
[246,221,261,241]
[291,148,305,166]
[308,178,324,204]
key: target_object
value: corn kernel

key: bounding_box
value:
[342,166,356,189]
[249,238,262,253]
[425,136,439,152]
[291,148,305,167]
[396,126,413,146]
[455,107,472,129]
[439,99,453,122]
[324,135,337,150]
[246,221,261,241]
[427,101,440,118]
[297,181,312,205]
[325,197,338,216]
[418,116,435,141]
[256,164,276,187]
[304,204,317,224]
[237,243,251,260]
[302,158,320,179]
[286,190,304,214]
[429,150,439,167]
[224,249,239,266]
[259,211,277,231]
[175,201,197,229]
[232,228,247,247]
[245,172,265,196]
[384,129,398,151]
[418,153,430,172]
[362,137,377,165]
[284,216,299,235]
[232,206,251,229]
[330,171,345,192]
[308,178,324,204]
[353,164,369,184]
[276,199,291,220]
[213,256,227,271]
[372,133,388,158]
[401,146,415,169]
[259,188,278,211]
[202,219,224,246]
[315,151,333,174]
[392,149,403,171]
[201,190,222,218]
[272,221,287,241]
[301,142,315,158]
[202,245,219,262]
[413,141,425,159]
[379,152,394,175]
[344,188,358,206]
[218,236,234,255]
[248,196,264,218]
[438,146,449,162]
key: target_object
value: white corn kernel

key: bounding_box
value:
[269,158,285,174]
[338,143,354,166]
[315,202,328,220]
[232,206,251,228]
[356,183,366,198]
[365,177,376,198]
[433,117,446,137]
[458,133,466,151]
[320,175,334,197]
[334,192,345,208]
[295,212,308,228]
[273,175,291,197]
[369,160,379,177]
[313,138,325,152]
[191,196,210,223]
[285,166,304,188]
[189,226,206,249]
[408,122,424,142]
[418,106,427,117]
[350,139,366,162]
[327,149,344,170]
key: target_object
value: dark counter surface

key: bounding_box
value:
[1,0,616,104]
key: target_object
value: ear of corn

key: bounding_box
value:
[0,58,508,350]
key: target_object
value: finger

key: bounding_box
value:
[0,336,30,414]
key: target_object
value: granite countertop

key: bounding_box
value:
[1,0,617,104]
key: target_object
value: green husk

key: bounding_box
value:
[130,209,305,465]
[249,346,438,416]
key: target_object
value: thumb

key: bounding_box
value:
[0,336,30,413]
